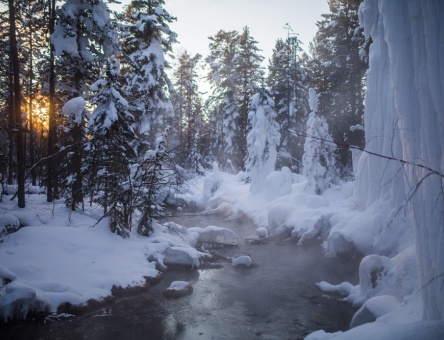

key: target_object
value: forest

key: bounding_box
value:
[1,0,443,338]
[0,0,367,235]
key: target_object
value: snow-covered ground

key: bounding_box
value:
[178,165,444,338]
[0,194,208,322]
[0,166,443,337]
[1,0,443,337]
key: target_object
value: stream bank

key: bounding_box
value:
[1,213,361,339]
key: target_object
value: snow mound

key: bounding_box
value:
[264,167,292,201]
[232,255,253,268]
[162,281,193,299]
[306,321,444,340]
[194,225,241,248]
[350,295,400,328]
[245,227,269,242]
[317,246,418,308]
[202,162,222,201]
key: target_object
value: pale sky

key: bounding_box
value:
[115,0,330,62]
[164,0,329,61]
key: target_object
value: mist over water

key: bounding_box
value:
[2,214,360,339]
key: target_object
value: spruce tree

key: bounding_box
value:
[302,89,337,195]
[207,28,264,172]
[87,55,136,237]
[267,34,308,172]
[245,88,280,194]
[121,0,176,157]
[51,0,120,209]
[308,0,367,176]
[170,51,204,170]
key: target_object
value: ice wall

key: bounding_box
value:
[357,0,444,320]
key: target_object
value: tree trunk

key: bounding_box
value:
[9,0,25,208]
[47,0,56,202]
[28,33,36,186]
[7,56,15,186]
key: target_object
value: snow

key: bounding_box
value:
[166,281,190,292]
[232,255,253,267]
[1,1,443,337]
[193,225,241,247]
[0,196,206,322]
[62,97,86,125]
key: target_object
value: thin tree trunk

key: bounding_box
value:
[29,33,36,186]
[7,54,15,185]
[47,0,56,202]
[9,0,25,208]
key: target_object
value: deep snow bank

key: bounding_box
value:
[355,0,444,320]
[0,196,207,322]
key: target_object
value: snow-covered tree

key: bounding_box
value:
[87,55,136,237]
[308,0,367,175]
[51,0,119,207]
[121,0,176,156]
[60,97,88,211]
[132,126,184,236]
[207,30,242,172]
[246,88,280,194]
[207,28,264,172]
[267,34,308,172]
[237,27,264,158]
[302,88,337,195]
[51,0,119,98]
[170,51,204,170]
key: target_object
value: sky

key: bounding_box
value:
[163,0,329,62]
[115,0,330,63]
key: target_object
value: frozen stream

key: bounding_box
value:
[2,214,360,339]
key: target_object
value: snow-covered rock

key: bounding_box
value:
[194,225,241,248]
[232,255,253,268]
[162,281,193,299]
[0,281,50,322]
[245,227,269,242]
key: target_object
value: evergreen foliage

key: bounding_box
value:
[207,28,263,172]
[245,88,280,194]
[267,33,308,172]
[302,89,337,195]
[121,0,176,156]
[87,55,136,236]
[307,0,368,176]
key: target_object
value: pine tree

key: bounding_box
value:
[170,51,204,170]
[267,33,308,172]
[51,0,120,209]
[245,88,280,194]
[87,55,136,237]
[207,30,241,172]
[52,0,119,99]
[237,27,264,158]
[121,0,176,157]
[8,0,25,207]
[308,0,367,176]
[207,28,264,172]
[302,88,337,195]
[60,97,88,211]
